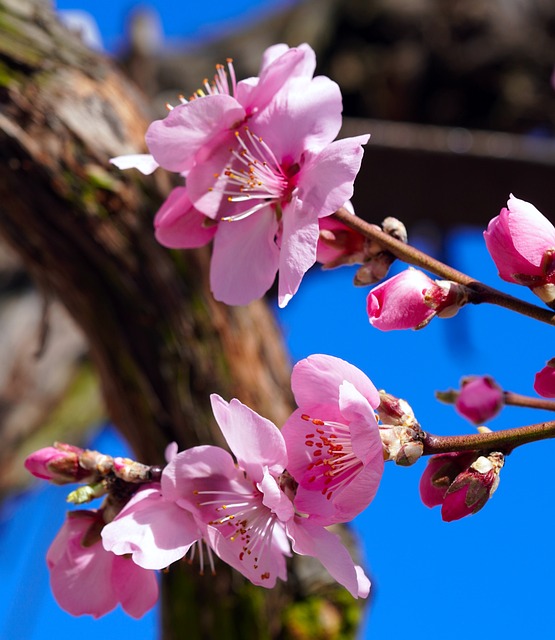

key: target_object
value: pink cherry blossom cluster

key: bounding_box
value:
[113,44,369,308]
[25,35,555,628]
[26,355,388,619]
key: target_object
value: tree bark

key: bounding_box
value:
[0,2,363,638]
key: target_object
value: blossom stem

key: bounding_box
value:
[333,208,555,326]
[421,419,555,455]
[503,391,555,411]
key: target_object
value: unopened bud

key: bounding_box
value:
[368,269,469,331]
[419,452,479,508]
[534,357,555,397]
[455,375,504,424]
[441,451,504,522]
[24,444,93,484]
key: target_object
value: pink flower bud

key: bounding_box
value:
[455,375,504,424]
[419,452,478,508]
[367,268,465,331]
[534,358,555,397]
[441,452,504,522]
[24,444,87,484]
[484,195,555,296]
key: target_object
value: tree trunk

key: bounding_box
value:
[0,1,364,638]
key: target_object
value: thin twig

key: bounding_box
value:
[334,207,555,326]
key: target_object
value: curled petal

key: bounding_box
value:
[291,354,380,411]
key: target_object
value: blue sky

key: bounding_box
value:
[4,2,554,638]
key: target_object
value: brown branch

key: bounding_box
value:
[334,207,555,326]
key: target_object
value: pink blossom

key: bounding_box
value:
[141,43,369,307]
[47,511,158,618]
[282,354,384,525]
[104,395,370,598]
[206,129,369,307]
[455,375,504,424]
[24,443,88,484]
[534,358,555,397]
[484,194,555,287]
[367,268,464,331]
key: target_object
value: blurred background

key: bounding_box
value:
[2,0,555,637]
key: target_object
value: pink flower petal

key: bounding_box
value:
[184,139,237,218]
[206,524,288,588]
[258,468,295,522]
[146,95,245,174]
[286,518,370,598]
[238,44,317,115]
[290,354,380,411]
[210,208,280,306]
[300,136,370,218]
[253,75,343,160]
[101,487,200,570]
[277,199,319,308]
[154,187,216,249]
[47,512,158,618]
[210,395,287,481]
[162,445,238,505]
[111,555,159,619]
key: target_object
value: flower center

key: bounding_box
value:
[213,127,298,222]
[300,413,363,500]
[194,486,282,581]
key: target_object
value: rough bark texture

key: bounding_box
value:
[0,2,363,638]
